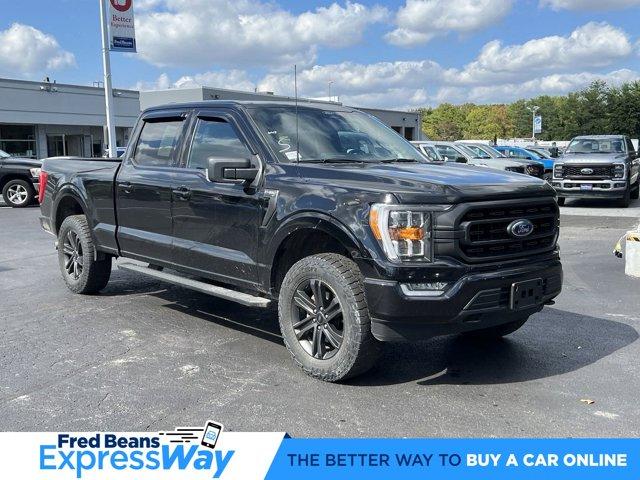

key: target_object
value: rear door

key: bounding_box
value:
[170,108,264,290]
[115,110,189,265]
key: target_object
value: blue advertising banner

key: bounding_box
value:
[266,438,639,480]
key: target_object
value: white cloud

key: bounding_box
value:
[0,23,75,77]
[133,70,255,91]
[456,22,633,84]
[136,0,387,68]
[386,0,512,47]
[464,69,640,103]
[540,0,640,10]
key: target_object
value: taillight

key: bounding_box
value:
[38,171,48,204]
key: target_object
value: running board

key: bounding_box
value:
[118,262,271,308]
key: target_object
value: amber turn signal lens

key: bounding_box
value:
[369,208,382,240]
[389,227,424,241]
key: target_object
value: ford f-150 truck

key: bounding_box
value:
[39,101,563,381]
[551,135,640,207]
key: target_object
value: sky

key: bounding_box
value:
[1,0,639,110]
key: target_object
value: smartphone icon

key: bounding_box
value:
[201,421,223,449]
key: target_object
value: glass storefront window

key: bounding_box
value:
[0,124,37,158]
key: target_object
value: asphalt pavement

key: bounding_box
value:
[1,200,639,437]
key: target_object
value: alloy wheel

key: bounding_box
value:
[292,279,344,360]
[7,184,28,205]
[62,230,84,280]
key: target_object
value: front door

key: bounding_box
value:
[115,111,188,265]
[171,109,264,290]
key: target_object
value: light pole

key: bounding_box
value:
[527,105,540,141]
[328,80,334,102]
[99,0,117,158]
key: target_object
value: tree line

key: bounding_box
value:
[417,80,640,141]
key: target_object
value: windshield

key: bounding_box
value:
[249,106,426,163]
[526,148,549,158]
[566,138,625,154]
[462,145,491,159]
[0,149,10,158]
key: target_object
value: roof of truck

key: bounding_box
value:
[143,100,356,114]
[572,135,626,139]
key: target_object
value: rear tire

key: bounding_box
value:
[2,179,34,208]
[58,215,112,294]
[278,253,380,382]
[557,197,565,206]
[462,317,529,340]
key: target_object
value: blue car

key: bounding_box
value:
[495,146,555,179]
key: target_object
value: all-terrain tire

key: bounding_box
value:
[557,197,565,207]
[278,253,380,382]
[57,215,112,294]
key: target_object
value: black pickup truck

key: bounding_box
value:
[39,101,562,381]
[0,149,42,207]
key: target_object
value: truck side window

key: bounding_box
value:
[187,118,252,170]
[133,120,183,167]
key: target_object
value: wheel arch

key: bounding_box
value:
[53,187,89,235]
[0,174,33,192]
[267,212,369,295]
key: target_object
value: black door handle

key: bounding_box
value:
[172,186,191,200]
[118,182,133,194]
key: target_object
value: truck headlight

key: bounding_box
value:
[369,204,432,262]
[30,167,41,179]
[613,163,625,179]
[553,164,563,178]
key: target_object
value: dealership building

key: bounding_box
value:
[0,77,422,159]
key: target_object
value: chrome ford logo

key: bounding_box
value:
[580,168,594,175]
[507,219,534,238]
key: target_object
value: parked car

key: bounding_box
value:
[39,101,562,381]
[411,141,442,161]
[0,149,42,207]
[428,141,544,178]
[495,146,555,180]
[457,142,545,179]
[551,135,640,207]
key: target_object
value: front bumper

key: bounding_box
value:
[364,259,562,342]
[551,179,627,198]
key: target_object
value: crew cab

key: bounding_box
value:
[39,101,563,381]
[551,135,640,207]
[0,149,42,207]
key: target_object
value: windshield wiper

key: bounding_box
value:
[379,158,421,163]
[300,158,368,164]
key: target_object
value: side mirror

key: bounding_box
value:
[455,156,468,163]
[207,157,258,183]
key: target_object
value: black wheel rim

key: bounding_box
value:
[291,279,344,360]
[62,230,83,280]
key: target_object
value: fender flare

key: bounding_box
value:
[51,184,90,235]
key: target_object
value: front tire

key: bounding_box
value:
[2,179,34,208]
[278,253,380,382]
[462,317,529,340]
[58,215,112,294]
[618,184,631,208]
[557,197,565,206]
[631,178,639,200]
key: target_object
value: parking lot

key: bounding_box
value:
[1,199,639,437]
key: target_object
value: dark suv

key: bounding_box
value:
[39,101,562,381]
[552,135,640,207]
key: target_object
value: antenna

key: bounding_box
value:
[294,64,300,163]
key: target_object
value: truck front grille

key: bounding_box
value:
[458,201,559,261]
[562,165,612,179]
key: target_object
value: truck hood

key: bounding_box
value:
[560,153,626,164]
[299,161,554,204]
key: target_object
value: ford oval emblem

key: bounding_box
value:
[580,168,594,175]
[507,219,534,238]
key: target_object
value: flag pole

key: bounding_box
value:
[99,0,118,158]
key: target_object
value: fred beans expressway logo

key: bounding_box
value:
[38,423,233,479]
[110,0,132,12]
